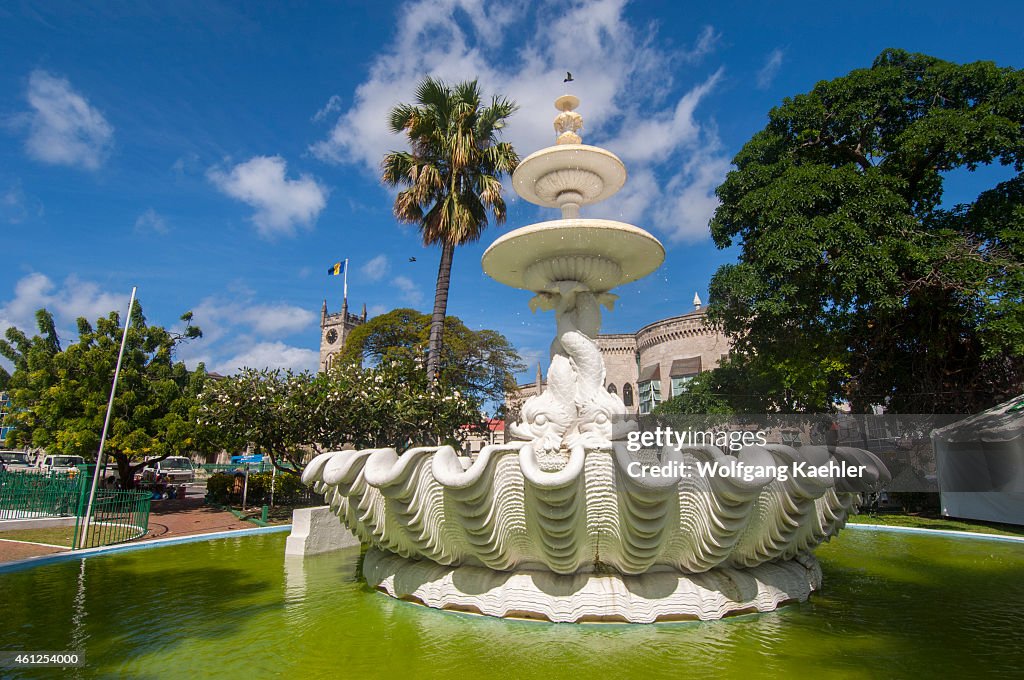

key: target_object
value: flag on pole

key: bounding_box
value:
[328,258,350,301]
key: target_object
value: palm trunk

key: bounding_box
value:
[426,241,455,386]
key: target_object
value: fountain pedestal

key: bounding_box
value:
[364,547,822,623]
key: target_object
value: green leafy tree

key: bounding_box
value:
[709,49,1024,414]
[653,372,734,416]
[339,308,525,410]
[382,77,519,385]
[200,358,483,471]
[0,303,213,487]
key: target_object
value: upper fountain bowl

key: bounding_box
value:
[513,145,627,210]
[482,218,665,293]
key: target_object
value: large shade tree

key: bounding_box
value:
[0,304,214,487]
[382,77,519,385]
[708,49,1024,414]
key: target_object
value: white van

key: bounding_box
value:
[38,454,86,475]
[0,450,33,471]
[141,456,196,484]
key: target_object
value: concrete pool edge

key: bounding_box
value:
[0,524,292,573]
[1,522,1020,575]
[846,522,1024,543]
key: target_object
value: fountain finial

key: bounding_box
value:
[554,95,583,144]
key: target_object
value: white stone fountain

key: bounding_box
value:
[302,96,889,623]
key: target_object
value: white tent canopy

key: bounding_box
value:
[932,394,1024,525]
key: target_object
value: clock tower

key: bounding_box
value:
[319,296,367,372]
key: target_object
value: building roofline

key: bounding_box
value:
[634,308,709,336]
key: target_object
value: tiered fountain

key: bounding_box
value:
[303,96,889,622]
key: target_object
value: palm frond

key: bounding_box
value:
[385,76,519,249]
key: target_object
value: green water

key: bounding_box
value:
[1,530,1021,679]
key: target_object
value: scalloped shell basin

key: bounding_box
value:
[482,219,665,292]
[301,441,887,622]
[303,443,887,577]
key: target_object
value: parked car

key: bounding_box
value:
[140,456,196,484]
[0,450,33,471]
[38,454,86,475]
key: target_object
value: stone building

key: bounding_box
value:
[511,296,730,415]
[319,297,367,372]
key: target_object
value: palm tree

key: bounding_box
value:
[382,77,519,385]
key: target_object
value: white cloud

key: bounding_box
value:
[312,94,343,122]
[134,208,169,234]
[212,341,320,374]
[757,48,784,90]
[2,181,43,224]
[393,275,424,306]
[207,155,328,238]
[653,149,731,242]
[361,254,391,282]
[367,303,388,317]
[0,273,322,376]
[20,70,113,170]
[0,272,127,341]
[188,294,315,344]
[236,304,315,336]
[686,26,720,61]
[609,69,723,165]
[309,0,730,242]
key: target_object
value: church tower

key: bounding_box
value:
[319,296,367,372]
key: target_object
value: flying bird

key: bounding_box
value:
[408,257,417,263]
[564,71,574,83]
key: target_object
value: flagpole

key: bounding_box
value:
[343,258,349,303]
[79,285,136,550]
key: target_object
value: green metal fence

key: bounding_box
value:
[72,488,151,549]
[0,469,83,519]
[0,468,151,550]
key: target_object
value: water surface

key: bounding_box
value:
[1,530,1021,678]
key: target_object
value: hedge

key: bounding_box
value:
[206,470,318,506]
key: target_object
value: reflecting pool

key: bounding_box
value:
[1,529,1021,678]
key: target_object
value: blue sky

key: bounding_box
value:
[2,0,1022,380]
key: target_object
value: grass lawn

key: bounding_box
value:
[848,512,1024,537]
[0,523,144,547]
[0,526,75,546]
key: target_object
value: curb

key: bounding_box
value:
[846,522,1024,543]
[0,524,291,574]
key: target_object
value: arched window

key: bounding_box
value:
[607,383,617,394]
[622,383,634,407]
[324,353,334,372]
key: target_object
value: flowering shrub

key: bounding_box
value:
[199,358,484,473]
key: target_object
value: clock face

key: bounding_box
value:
[326,328,338,344]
